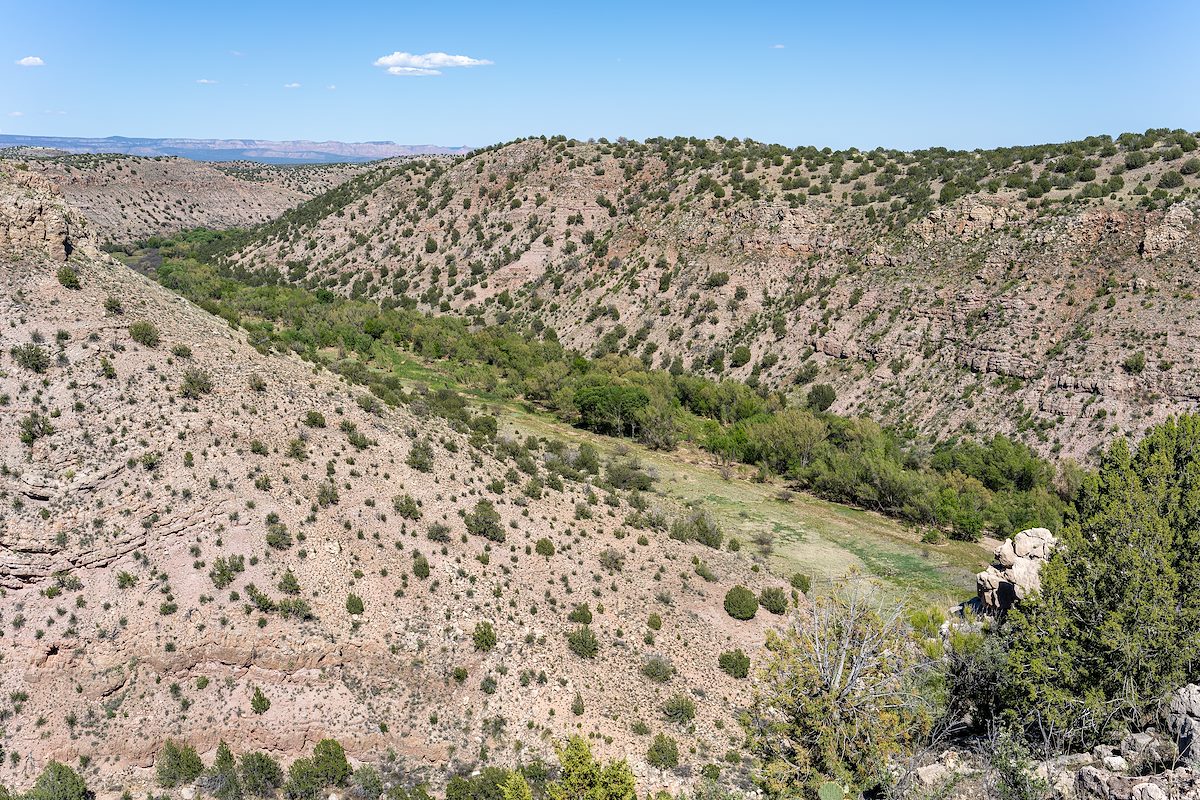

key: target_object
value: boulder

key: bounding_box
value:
[977,527,1059,613]
[1169,684,1200,764]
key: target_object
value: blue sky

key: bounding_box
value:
[3,0,1198,150]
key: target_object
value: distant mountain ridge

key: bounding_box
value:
[0,133,472,163]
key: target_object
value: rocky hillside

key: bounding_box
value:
[0,167,777,794]
[0,153,372,245]
[225,131,1200,461]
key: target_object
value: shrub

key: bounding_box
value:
[724,586,758,620]
[278,569,300,595]
[670,509,723,549]
[790,573,812,593]
[642,656,675,683]
[718,649,751,679]
[535,537,555,557]
[129,321,161,347]
[662,692,696,724]
[346,593,364,615]
[646,734,680,769]
[473,620,497,651]
[465,499,504,542]
[1123,351,1146,374]
[304,411,326,428]
[1159,170,1184,189]
[19,412,54,446]
[567,625,599,658]
[157,740,204,787]
[240,753,284,797]
[11,343,49,373]
[1181,158,1200,176]
[406,439,435,472]
[393,493,421,520]
[180,368,214,398]
[568,603,593,624]
[760,587,789,614]
[57,266,81,290]
[805,383,836,412]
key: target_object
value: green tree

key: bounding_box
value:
[804,384,836,412]
[239,752,284,797]
[251,686,271,715]
[206,741,243,800]
[157,741,204,788]
[500,772,533,800]
[27,762,92,800]
[1003,418,1200,748]
[311,739,351,787]
[546,737,635,800]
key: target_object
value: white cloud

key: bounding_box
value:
[283,82,301,88]
[7,111,23,117]
[327,84,337,90]
[373,51,492,76]
[196,78,217,84]
[16,56,44,67]
[771,43,785,49]
[383,66,441,76]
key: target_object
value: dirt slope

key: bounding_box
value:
[0,166,777,795]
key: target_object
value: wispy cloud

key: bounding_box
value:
[770,43,785,49]
[16,56,44,67]
[196,78,218,85]
[327,84,337,90]
[373,51,492,76]
[7,111,23,117]
[283,82,301,89]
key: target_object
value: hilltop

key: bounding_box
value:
[219,130,1200,461]
[0,153,377,245]
[0,166,776,794]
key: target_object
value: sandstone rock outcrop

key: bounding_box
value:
[0,167,78,260]
[976,527,1058,613]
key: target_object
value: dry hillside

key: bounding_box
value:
[225,132,1200,460]
[1,154,372,245]
[0,167,779,795]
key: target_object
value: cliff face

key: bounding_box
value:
[222,136,1200,461]
[0,165,83,261]
[0,170,771,794]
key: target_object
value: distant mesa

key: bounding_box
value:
[0,134,472,164]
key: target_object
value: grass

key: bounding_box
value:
[267,314,989,606]
[496,401,987,607]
